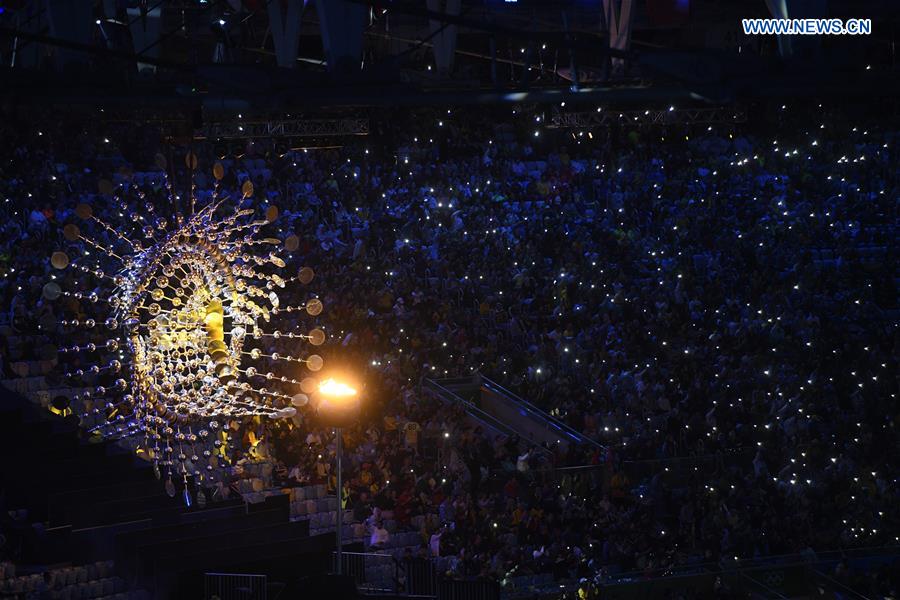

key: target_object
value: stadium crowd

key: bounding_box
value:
[0,102,897,596]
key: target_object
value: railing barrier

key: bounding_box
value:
[204,572,267,600]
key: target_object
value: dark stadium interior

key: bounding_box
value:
[0,1,898,599]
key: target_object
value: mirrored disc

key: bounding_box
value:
[75,204,93,219]
[300,377,318,394]
[276,407,297,419]
[51,251,69,269]
[42,282,62,300]
[305,298,323,316]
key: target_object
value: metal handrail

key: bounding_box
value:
[481,376,605,450]
[598,545,900,586]
[423,378,552,455]
[332,551,443,598]
[423,378,513,434]
[204,572,267,600]
[738,571,789,599]
[808,567,874,600]
[332,550,395,558]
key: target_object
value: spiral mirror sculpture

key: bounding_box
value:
[50,155,325,494]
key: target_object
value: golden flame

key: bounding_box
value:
[318,378,357,398]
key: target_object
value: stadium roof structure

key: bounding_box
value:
[0,0,897,110]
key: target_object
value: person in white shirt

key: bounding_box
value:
[516,449,531,473]
[429,528,443,557]
[370,521,390,549]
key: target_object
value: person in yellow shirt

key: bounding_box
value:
[384,415,398,432]
[403,421,421,455]
[511,503,527,526]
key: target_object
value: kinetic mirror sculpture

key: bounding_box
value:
[47,154,326,499]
